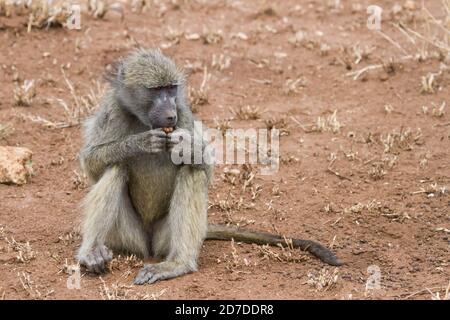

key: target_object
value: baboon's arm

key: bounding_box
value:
[206,224,343,266]
[80,100,167,181]
[81,132,164,179]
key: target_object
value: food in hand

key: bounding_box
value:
[163,127,174,134]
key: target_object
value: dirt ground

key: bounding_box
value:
[0,0,449,300]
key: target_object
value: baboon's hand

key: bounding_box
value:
[166,128,191,149]
[134,128,168,154]
[167,128,204,163]
[166,128,190,162]
[78,245,113,274]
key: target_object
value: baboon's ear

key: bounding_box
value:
[104,60,125,88]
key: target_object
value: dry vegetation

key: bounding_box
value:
[18,272,54,299]
[0,0,449,300]
[0,123,13,139]
[307,268,340,291]
[99,278,167,300]
[0,0,124,30]
[13,79,36,107]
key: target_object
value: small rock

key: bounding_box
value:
[404,0,416,10]
[0,146,33,185]
[379,72,389,82]
[392,4,403,15]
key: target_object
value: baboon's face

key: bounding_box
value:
[120,84,179,129]
[146,85,178,129]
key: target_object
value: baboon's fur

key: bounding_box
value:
[77,48,341,284]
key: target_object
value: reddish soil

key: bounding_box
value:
[0,0,449,300]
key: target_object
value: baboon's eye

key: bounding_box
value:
[167,85,178,95]
[147,85,177,93]
[162,85,178,93]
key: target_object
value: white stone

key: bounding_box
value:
[0,146,33,185]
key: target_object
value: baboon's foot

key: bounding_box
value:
[78,245,113,274]
[134,261,191,285]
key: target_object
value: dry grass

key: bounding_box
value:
[210,193,243,214]
[312,110,343,134]
[288,31,318,49]
[384,104,394,114]
[343,200,403,221]
[57,229,81,246]
[23,69,104,128]
[57,69,104,123]
[400,1,450,56]
[258,241,306,263]
[108,254,144,276]
[352,43,375,64]
[211,54,231,71]
[282,77,306,95]
[201,28,223,45]
[412,182,448,197]
[130,0,148,13]
[58,259,79,275]
[265,117,289,136]
[13,80,36,107]
[221,239,254,272]
[368,163,387,181]
[368,155,398,181]
[182,27,223,44]
[347,1,449,82]
[209,184,257,227]
[71,170,88,190]
[27,0,72,30]
[18,272,53,299]
[381,127,423,154]
[419,151,431,169]
[184,59,205,74]
[428,281,450,300]
[431,101,446,117]
[162,26,183,48]
[346,56,407,81]
[0,0,122,31]
[230,105,263,120]
[421,72,441,94]
[0,0,11,17]
[307,268,339,291]
[88,0,123,19]
[214,117,232,135]
[319,42,331,56]
[0,123,13,139]
[222,164,256,191]
[188,67,210,112]
[99,278,167,300]
[5,237,36,263]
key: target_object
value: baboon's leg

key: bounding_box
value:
[135,166,208,284]
[77,165,148,273]
[150,217,171,258]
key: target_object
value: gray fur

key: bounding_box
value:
[77,49,341,285]
[77,48,212,284]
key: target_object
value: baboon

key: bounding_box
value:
[77,48,342,285]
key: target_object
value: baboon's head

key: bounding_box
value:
[113,48,186,128]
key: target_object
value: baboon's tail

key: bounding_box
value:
[206,224,343,266]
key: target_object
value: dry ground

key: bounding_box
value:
[0,0,449,300]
